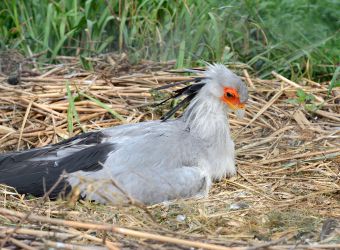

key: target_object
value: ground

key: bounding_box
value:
[0,56,339,249]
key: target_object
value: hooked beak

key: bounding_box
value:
[227,102,246,119]
[235,108,246,118]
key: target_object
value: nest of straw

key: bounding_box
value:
[0,56,339,249]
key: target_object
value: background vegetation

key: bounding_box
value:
[0,0,339,81]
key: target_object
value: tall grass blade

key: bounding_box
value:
[80,93,125,122]
[66,83,74,135]
[328,66,340,96]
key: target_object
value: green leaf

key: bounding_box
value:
[66,83,85,135]
[80,93,125,122]
[79,55,93,71]
[176,40,185,68]
[328,66,340,96]
[66,83,74,135]
[305,103,318,112]
[296,89,314,104]
[286,98,299,105]
[296,88,307,103]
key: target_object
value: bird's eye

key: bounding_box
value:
[225,92,234,98]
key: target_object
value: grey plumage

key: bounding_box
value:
[0,64,248,204]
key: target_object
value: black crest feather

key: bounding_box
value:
[154,74,207,121]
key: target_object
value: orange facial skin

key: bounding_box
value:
[220,87,245,110]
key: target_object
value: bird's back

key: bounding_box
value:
[0,120,208,203]
[67,120,209,203]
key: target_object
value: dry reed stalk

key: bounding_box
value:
[271,71,324,103]
[0,61,339,249]
[0,208,242,250]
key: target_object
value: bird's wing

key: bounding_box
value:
[0,131,115,198]
[70,165,209,204]
[67,120,209,203]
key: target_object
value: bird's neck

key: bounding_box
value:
[181,91,236,180]
[182,92,231,142]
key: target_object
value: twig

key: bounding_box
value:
[0,227,119,250]
[8,237,35,250]
[260,148,340,165]
[243,69,255,89]
[246,234,288,250]
[0,207,241,250]
[272,71,324,103]
[0,175,64,248]
[267,244,340,249]
[17,100,33,150]
[41,239,107,250]
[234,87,286,138]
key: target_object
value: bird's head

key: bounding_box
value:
[202,64,248,118]
[157,64,249,121]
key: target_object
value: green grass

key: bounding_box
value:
[66,82,86,135]
[0,0,339,81]
[65,82,125,135]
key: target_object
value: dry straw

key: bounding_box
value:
[0,57,339,249]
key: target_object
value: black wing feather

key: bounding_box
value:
[0,131,115,198]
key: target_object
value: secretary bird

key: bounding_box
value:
[0,64,248,204]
